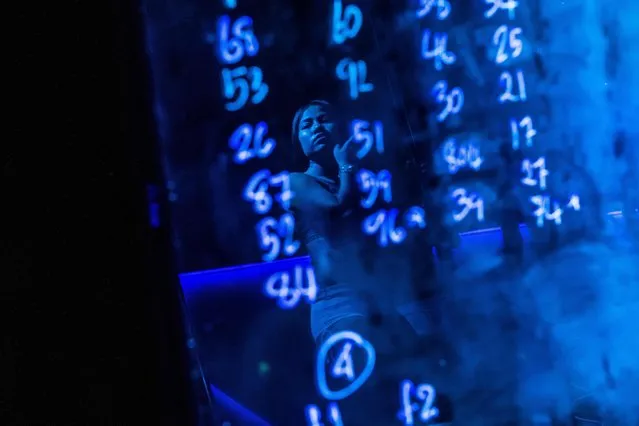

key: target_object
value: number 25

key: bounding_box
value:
[493,25,522,64]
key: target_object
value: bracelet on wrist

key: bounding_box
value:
[339,164,355,174]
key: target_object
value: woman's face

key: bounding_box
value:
[297,104,336,159]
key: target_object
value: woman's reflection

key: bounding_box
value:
[288,100,445,423]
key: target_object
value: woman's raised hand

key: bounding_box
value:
[333,136,357,166]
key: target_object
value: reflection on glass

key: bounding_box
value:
[147,0,638,424]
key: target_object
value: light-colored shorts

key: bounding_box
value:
[310,284,436,343]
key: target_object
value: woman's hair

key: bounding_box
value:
[290,100,333,168]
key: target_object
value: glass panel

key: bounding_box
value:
[143,0,639,424]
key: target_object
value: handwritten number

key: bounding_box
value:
[521,157,548,190]
[256,214,299,261]
[279,213,300,255]
[228,122,275,164]
[452,188,485,223]
[331,0,363,44]
[243,170,291,214]
[398,380,439,425]
[222,66,269,111]
[213,16,259,65]
[265,266,316,309]
[362,209,407,247]
[256,217,280,261]
[244,170,272,214]
[417,0,451,20]
[443,138,483,174]
[416,384,438,422]
[484,0,518,20]
[351,120,384,159]
[357,169,392,208]
[306,403,343,426]
[493,25,523,64]
[510,115,537,149]
[421,30,456,71]
[270,172,293,211]
[432,80,465,122]
[336,59,374,100]
[530,195,562,227]
[499,70,527,103]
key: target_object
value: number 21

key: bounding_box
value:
[499,70,526,103]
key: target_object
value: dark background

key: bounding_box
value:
[5,0,198,424]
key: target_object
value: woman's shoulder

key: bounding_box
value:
[289,172,315,181]
[289,173,313,210]
[288,172,307,183]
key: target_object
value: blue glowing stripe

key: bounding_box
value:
[179,212,623,295]
[209,384,271,425]
[180,256,307,295]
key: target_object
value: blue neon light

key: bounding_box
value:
[521,157,548,190]
[214,16,259,65]
[316,330,376,401]
[421,30,456,71]
[209,384,271,425]
[398,379,439,425]
[357,168,392,209]
[305,402,343,426]
[431,80,464,122]
[228,122,276,164]
[484,0,518,20]
[451,188,485,223]
[351,119,384,158]
[499,69,527,103]
[336,58,374,100]
[178,213,623,296]
[221,66,269,112]
[331,0,363,45]
[255,213,300,262]
[417,0,451,20]
[441,137,483,174]
[492,25,523,65]
[263,265,316,309]
[362,208,407,247]
[510,115,536,149]
[243,170,291,214]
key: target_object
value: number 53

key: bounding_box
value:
[221,66,269,112]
